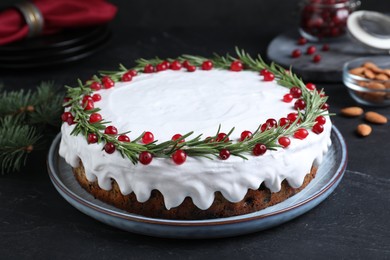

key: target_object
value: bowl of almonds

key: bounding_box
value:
[343,56,390,106]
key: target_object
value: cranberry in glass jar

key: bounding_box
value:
[299,0,360,41]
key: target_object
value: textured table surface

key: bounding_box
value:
[1,1,389,259]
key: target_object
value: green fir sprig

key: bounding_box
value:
[66,48,329,164]
[0,82,64,174]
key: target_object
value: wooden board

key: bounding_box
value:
[266,30,386,83]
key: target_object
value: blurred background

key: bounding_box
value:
[0,0,388,87]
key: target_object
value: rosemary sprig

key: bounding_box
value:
[65,48,329,164]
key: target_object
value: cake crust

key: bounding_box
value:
[73,162,317,220]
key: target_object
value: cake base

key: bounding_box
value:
[73,163,317,220]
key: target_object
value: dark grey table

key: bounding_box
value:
[1,1,389,259]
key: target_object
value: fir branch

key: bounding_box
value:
[0,116,41,174]
[29,82,64,127]
[0,88,31,118]
[0,82,64,174]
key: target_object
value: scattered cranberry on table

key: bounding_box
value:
[322,44,330,51]
[297,37,308,45]
[313,54,322,63]
[291,49,302,58]
[306,45,316,55]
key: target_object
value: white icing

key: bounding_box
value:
[59,69,332,210]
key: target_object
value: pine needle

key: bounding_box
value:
[0,116,41,174]
[0,82,64,174]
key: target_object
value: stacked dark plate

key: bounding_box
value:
[0,26,110,69]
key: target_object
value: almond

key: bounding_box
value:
[383,69,390,77]
[356,124,372,137]
[364,69,375,79]
[375,73,389,81]
[363,62,379,70]
[366,82,385,90]
[366,82,386,97]
[357,81,369,87]
[349,67,365,76]
[340,106,364,117]
[364,111,388,124]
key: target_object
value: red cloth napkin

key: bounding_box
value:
[0,0,117,46]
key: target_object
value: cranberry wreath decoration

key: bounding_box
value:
[62,48,330,165]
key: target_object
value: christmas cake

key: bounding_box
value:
[59,49,332,220]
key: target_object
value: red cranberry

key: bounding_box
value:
[89,113,102,123]
[128,70,138,76]
[240,130,252,141]
[156,63,168,72]
[312,123,324,134]
[90,82,102,91]
[102,76,114,89]
[172,150,187,164]
[291,49,302,58]
[266,118,277,128]
[306,46,316,55]
[170,60,182,70]
[142,131,154,144]
[121,72,133,82]
[104,142,116,154]
[162,60,171,68]
[294,99,306,110]
[322,44,330,51]
[143,64,155,73]
[279,117,290,127]
[92,94,101,102]
[219,149,230,160]
[118,135,130,142]
[278,137,291,148]
[305,83,316,90]
[297,37,308,45]
[261,123,272,132]
[313,54,321,63]
[290,87,302,98]
[287,112,299,122]
[294,128,309,139]
[201,60,213,70]
[216,133,229,142]
[61,112,75,125]
[82,95,93,103]
[315,115,326,125]
[139,151,153,165]
[83,100,94,111]
[87,133,98,144]
[104,126,118,135]
[263,72,275,81]
[182,60,190,68]
[253,143,267,156]
[187,65,196,72]
[230,60,243,72]
[172,134,185,143]
[63,97,72,107]
[283,93,294,103]
[260,69,269,76]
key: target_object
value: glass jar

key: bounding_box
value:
[299,0,361,41]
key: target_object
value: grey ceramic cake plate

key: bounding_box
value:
[47,126,347,239]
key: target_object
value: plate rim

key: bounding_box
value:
[47,125,347,227]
